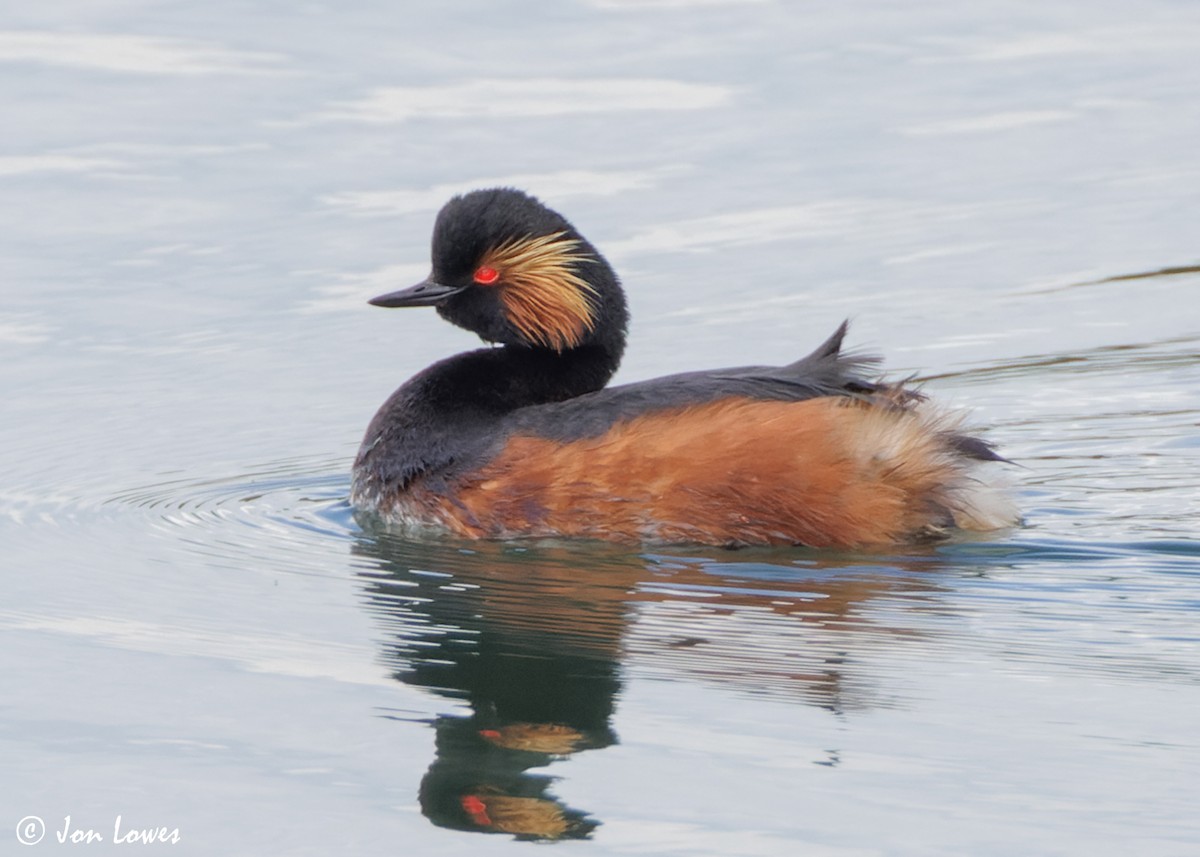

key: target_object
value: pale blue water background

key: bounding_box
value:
[2,1,1199,854]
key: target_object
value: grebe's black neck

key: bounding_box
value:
[426,339,623,415]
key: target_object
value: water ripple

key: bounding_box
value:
[926,335,1200,384]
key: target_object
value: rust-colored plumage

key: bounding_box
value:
[391,397,1012,548]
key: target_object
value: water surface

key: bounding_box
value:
[3,1,1199,855]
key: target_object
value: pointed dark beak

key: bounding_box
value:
[368,278,466,308]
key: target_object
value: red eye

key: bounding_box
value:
[473,266,500,285]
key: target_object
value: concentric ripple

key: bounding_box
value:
[108,455,353,533]
[81,454,361,580]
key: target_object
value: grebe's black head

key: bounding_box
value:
[369,188,628,360]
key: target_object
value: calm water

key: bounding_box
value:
[3,1,1199,854]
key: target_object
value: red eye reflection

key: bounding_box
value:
[473,266,500,285]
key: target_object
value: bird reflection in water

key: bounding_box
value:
[353,530,949,840]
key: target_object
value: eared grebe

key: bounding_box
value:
[351,188,1015,547]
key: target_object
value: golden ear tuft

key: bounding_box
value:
[480,232,598,351]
